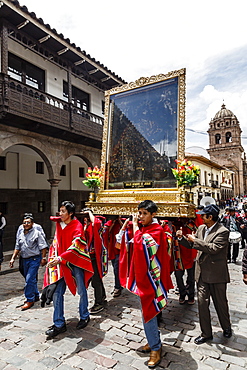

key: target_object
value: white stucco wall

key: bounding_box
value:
[1,145,90,191]
[19,152,50,189]
[0,152,18,188]
[8,39,105,117]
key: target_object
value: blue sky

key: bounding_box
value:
[20,0,247,153]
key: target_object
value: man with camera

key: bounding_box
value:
[176,204,232,344]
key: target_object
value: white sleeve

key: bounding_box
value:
[115,229,125,244]
[0,217,6,229]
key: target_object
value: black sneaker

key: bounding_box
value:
[45,323,67,338]
[76,316,90,330]
[112,288,122,298]
[188,296,195,305]
[179,296,186,304]
[223,327,232,338]
[89,303,104,314]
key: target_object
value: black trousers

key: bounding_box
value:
[0,230,3,264]
[227,242,239,261]
[174,263,195,299]
[197,277,231,338]
[91,256,106,305]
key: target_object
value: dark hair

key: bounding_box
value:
[138,200,158,214]
[205,213,219,222]
[61,201,75,218]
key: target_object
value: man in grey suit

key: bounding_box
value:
[176,204,232,344]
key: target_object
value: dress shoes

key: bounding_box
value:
[76,316,90,330]
[45,323,67,338]
[223,327,232,338]
[138,343,151,353]
[148,347,162,368]
[21,301,34,311]
[194,335,213,345]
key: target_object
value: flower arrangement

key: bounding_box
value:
[83,166,102,191]
[172,159,200,188]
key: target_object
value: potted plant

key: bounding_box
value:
[83,166,102,201]
[172,159,200,202]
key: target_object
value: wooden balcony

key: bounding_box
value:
[0,75,103,148]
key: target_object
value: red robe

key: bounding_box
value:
[194,212,204,228]
[120,222,173,323]
[103,219,122,260]
[84,216,108,279]
[169,222,197,272]
[43,217,93,295]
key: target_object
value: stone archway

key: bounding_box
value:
[0,135,54,179]
[0,126,102,249]
[57,153,101,212]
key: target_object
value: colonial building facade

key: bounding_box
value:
[186,152,234,207]
[0,0,125,249]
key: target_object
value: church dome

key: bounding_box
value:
[213,103,237,120]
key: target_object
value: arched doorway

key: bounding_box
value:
[0,144,53,251]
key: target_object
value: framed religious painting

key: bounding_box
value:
[88,69,194,217]
[102,69,185,190]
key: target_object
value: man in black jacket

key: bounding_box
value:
[242,247,247,285]
[221,207,242,263]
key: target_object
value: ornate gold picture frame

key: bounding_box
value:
[88,69,194,217]
[101,68,186,191]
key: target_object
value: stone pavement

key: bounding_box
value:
[0,250,247,370]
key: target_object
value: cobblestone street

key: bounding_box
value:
[0,250,247,370]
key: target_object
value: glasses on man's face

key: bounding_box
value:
[23,221,32,225]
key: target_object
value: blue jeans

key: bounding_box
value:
[143,315,161,351]
[111,254,121,289]
[53,265,89,327]
[22,255,41,302]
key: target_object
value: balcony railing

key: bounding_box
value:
[0,76,103,142]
